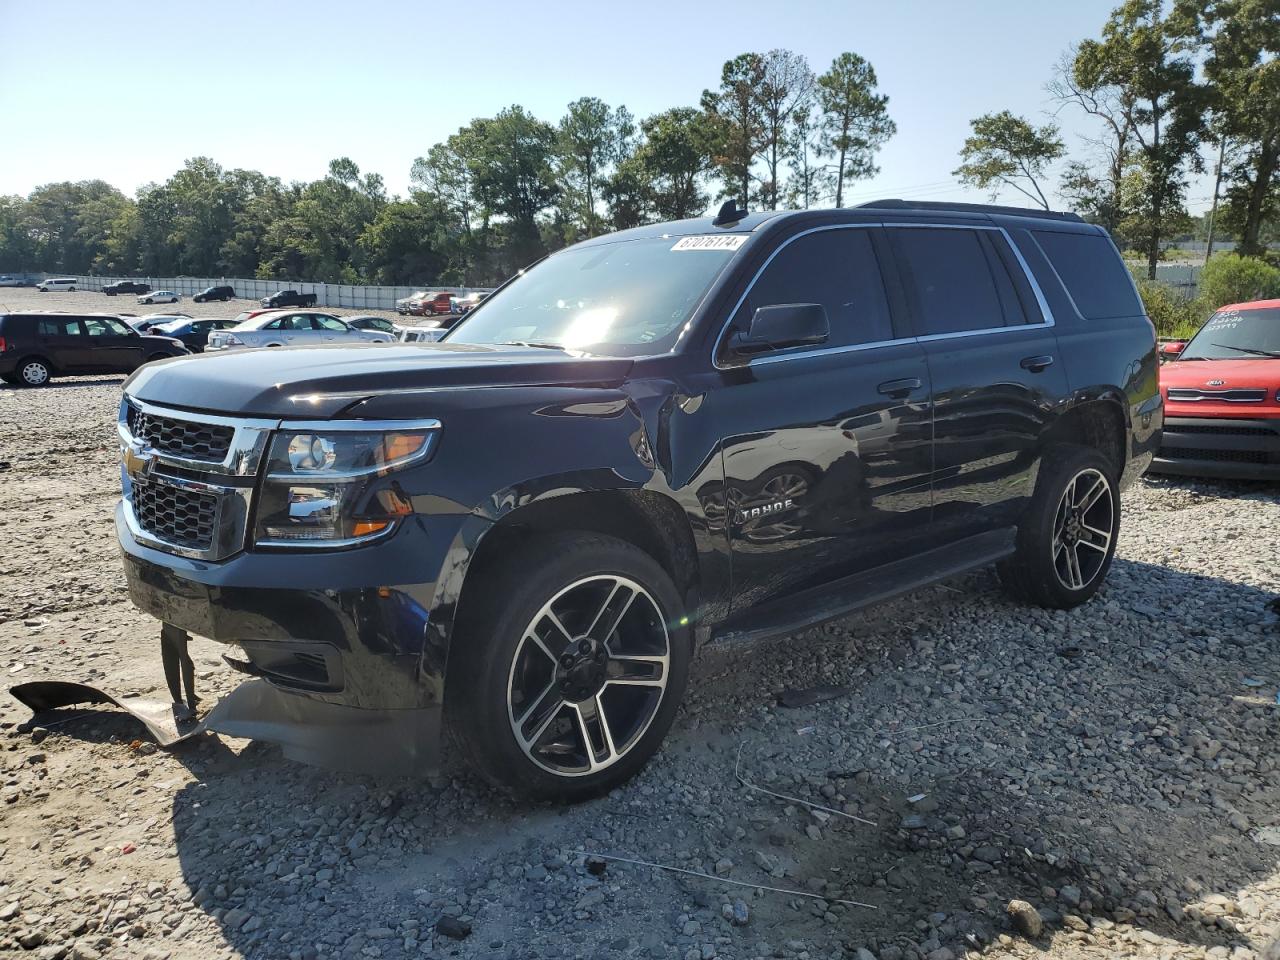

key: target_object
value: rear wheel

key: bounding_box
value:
[17,358,51,387]
[449,532,689,801]
[998,444,1119,609]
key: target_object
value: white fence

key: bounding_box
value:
[71,276,493,311]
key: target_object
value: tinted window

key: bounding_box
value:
[37,317,81,337]
[83,317,132,336]
[893,228,1004,335]
[1032,230,1141,320]
[733,228,893,349]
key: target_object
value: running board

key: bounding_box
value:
[711,527,1016,646]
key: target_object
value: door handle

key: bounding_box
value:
[1020,355,1054,372]
[877,377,922,398]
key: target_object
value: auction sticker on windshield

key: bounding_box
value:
[671,235,748,251]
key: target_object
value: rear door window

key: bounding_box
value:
[312,315,348,331]
[1032,230,1141,320]
[37,317,81,337]
[732,227,894,350]
[891,227,1005,336]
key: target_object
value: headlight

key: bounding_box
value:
[253,421,439,547]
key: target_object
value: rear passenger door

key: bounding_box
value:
[710,226,935,614]
[35,317,87,371]
[889,224,1069,536]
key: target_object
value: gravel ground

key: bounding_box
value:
[1,376,1278,960]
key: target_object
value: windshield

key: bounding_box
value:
[444,236,743,356]
[1181,306,1280,360]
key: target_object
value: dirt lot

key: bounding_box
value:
[0,286,409,325]
[0,367,1278,960]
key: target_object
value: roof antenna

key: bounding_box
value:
[712,200,747,227]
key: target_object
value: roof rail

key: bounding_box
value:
[854,199,1083,222]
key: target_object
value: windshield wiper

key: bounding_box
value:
[497,340,566,351]
[1210,342,1280,358]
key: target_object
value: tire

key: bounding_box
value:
[17,358,52,387]
[997,444,1120,609]
[448,531,690,802]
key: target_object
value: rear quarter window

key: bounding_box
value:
[1032,230,1141,320]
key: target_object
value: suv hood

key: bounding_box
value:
[124,342,635,418]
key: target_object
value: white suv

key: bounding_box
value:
[36,278,77,292]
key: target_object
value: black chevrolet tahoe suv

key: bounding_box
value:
[0,312,188,387]
[114,201,1161,799]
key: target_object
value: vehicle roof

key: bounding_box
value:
[1218,298,1280,312]
[2,310,129,319]
[573,200,1097,250]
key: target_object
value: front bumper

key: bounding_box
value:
[116,503,467,772]
[1150,416,1280,480]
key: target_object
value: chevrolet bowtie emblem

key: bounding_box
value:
[123,444,155,481]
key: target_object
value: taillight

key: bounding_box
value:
[0,337,6,353]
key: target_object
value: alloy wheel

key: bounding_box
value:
[1051,467,1114,591]
[506,575,670,777]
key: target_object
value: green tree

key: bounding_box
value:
[816,52,896,207]
[1181,0,1280,256]
[954,111,1066,210]
[21,180,132,273]
[557,97,634,238]
[358,198,454,284]
[0,195,37,272]
[1074,0,1206,279]
[1049,46,1139,236]
[411,132,478,236]
[784,102,832,209]
[468,106,560,270]
[632,107,714,222]
[701,53,768,208]
[756,49,815,210]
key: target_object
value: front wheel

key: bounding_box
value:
[998,444,1119,609]
[449,532,689,801]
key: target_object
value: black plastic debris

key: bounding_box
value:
[435,917,472,940]
[777,685,851,709]
[586,856,607,876]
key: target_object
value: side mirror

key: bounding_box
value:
[731,303,829,356]
[1159,340,1186,361]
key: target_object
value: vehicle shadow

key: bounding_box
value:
[99,551,1272,959]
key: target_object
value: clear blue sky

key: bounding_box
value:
[0,0,1215,213]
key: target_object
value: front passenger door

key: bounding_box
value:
[81,316,145,372]
[889,225,1070,537]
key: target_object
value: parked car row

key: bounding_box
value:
[0,276,38,287]
[394,290,487,316]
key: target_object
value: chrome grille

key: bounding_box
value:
[1167,388,1267,403]
[126,402,234,461]
[132,479,219,550]
[119,398,278,561]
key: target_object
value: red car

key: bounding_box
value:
[409,292,454,317]
[1152,297,1280,480]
